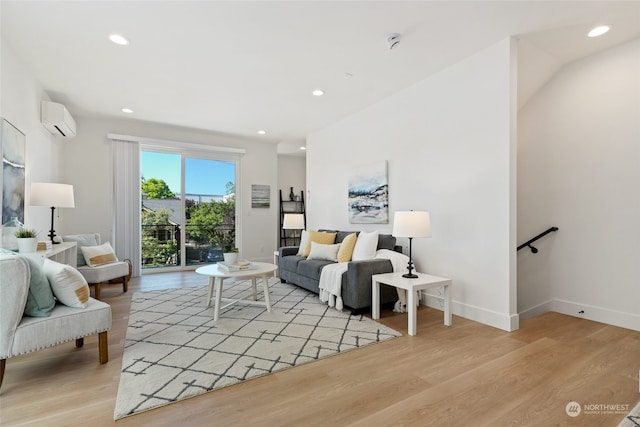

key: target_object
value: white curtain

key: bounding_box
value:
[112,139,141,277]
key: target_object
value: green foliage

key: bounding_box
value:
[141,236,178,267]
[140,180,237,267]
[15,228,38,238]
[141,208,178,267]
[141,208,172,234]
[142,178,175,199]
[186,197,235,250]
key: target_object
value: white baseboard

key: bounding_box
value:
[549,299,640,332]
[518,299,639,332]
[420,291,519,332]
[519,300,554,321]
[418,294,639,334]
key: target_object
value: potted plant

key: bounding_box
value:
[15,228,39,253]
[221,231,239,264]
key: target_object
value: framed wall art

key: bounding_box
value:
[348,161,388,224]
[251,184,270,208]
[1,118,26,224]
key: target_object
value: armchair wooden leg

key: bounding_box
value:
[98,331,108,364]
[76,338,84,348]
[94,283,101,300]
[122,276,128,293]
[1,358,5,388]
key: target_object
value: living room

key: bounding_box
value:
[1,1,639,425]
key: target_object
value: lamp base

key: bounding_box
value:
[402,273,419,279]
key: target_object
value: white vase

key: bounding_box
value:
[17,237,38,253]
[223,252,238,264]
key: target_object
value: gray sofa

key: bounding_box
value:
[278,230,400,311]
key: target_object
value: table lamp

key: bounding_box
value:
[29,182,75,244]
[283,213,305,245]
[392,211,431,278]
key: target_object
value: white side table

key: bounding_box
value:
[35,241,78,267]
[372,272,452,336]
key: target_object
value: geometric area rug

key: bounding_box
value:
[114,278,400,420]
[619,401,640,427]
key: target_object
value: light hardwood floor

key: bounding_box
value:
[1,271,638,426]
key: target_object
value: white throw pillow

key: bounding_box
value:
[351,231,379,261]
[296,230,310,256]
[81,242,118,267]
[43,258,90,308]
[307,242,341,262]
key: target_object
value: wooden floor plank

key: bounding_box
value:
[0,271,638,427]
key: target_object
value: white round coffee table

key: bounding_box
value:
[195,262,277,321]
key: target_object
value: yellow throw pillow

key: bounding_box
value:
[302,231,337,257]
[337,233,357,262]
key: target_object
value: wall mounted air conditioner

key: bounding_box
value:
[41,101,76,138]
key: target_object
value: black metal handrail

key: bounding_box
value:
[517,227,558,253]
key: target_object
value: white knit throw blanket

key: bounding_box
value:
[318,249,410,312]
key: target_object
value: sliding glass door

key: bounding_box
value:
[141,150,236,271]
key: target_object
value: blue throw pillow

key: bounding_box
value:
[62,234,98,266]
[1,250,56,317]
[23,255,56,317]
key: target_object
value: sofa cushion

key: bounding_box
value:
[297,259,334,279]
[302,231,337,257]
[335,231,357,243]
[43,259,90,309]
[377,234,397,251]
[337,233,358,262]
[352,230,379,261]
[280,254,305,272]
[11,297,112,358]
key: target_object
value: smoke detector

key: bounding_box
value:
[387,33,401,50]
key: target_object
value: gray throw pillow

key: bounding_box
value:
[377,234,397,250]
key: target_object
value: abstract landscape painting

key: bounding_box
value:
[251,184,270,208]
[348,161,388,224]
[1,118,26,224]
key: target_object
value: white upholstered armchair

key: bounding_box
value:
[63,233,129,300]
[0,256,112,389]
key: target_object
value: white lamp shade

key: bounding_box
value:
[283,213,305,230]
[392,211,431,238]
[29,183,75,208]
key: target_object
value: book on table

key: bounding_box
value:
[217,260,254,272]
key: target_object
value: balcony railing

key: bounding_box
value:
[141,224,233,269]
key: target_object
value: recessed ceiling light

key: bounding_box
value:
[300,146,307,150]
[109,34,129,45]
[312,89,324,97]
[588,25,610,38]
[121,108,133,113]
[257,130,266,135]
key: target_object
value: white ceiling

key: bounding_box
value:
[2,1,639,156]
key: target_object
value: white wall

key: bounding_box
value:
[58,116,279,264]
[307,38,518,331]
[0,37,61,236]
[277,154,306,202]
[518,38,640,331]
